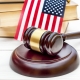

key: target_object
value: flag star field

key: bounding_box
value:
[42,0,66,17]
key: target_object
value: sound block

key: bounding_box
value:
[10,43,79,77]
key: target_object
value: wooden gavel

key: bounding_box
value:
[23,27,80,56]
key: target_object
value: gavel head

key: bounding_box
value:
[23,27,63,56]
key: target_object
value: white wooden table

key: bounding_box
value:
[0,20,80,80]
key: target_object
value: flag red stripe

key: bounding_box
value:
[51,16,57,31]
[38,13,44,28]
[15,0,28,39]
[58,18,63,33]
[22,0,34,39]
[44,14,50,30]
[31,0,41,27]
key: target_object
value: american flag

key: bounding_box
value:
[15,0,66,40]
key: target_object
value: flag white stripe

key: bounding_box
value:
[18,0,31,40]
[54,17,61,32]
[28,0,38,28]
[41,14,48,30]
[35,0,45,28]
[48,15,54,31]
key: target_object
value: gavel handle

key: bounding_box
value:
[62,32,80,40]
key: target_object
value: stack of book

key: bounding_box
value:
[0,0,78,37]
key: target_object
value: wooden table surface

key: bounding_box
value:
[0,20,80,80]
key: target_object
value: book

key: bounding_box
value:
[0,1,78,20]
[64,1,78,21]
[61,21,69,33]
[0,26,16,37]
[0,2,23,12]
[0,21,69,37]
[0,0,24,2]
[0,1,77,37]
[0,11,21,27]
[0,1,78,28]
[0,0,70,12]
[0,0,70,3]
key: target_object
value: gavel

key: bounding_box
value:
[23,27,80,56]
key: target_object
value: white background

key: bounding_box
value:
[0,0,80,80]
